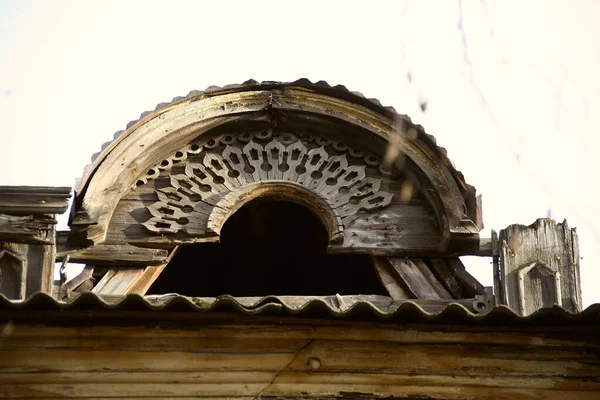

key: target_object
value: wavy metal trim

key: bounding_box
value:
[1,293,598,325]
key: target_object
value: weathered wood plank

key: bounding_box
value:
[0,186,71,215]
[427,258,464,298]
[0,214,55,245]
[25,223,56,297]
[0,242,27,299]
[387,258,452,299]
[475,193,484,230]
[124,264,168,295]
[370,257,412,300]
[56,240,169,267]
[1,327,599,399]
[498,218,582,315]
[2,380,599,399]
[5,322,599,348]
[571,226,582,310]
[2,370,598,389]
[445,257,485,297]
[112,195,447,256]
[125,247,179,295]
[1,340,597,376]
[92,268,146,295]
[63,265,95,294]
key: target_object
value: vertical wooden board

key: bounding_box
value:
[491,230,503,306]
[499,219,582,315]
[25,244,55,297]
[371,257,412,300]
[571,227,582,310]
[387,258,452,300]
[475,194,484,231]
[0,242,28,299]
[24,244,42,297]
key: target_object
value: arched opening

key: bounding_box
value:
[147,199,387,296]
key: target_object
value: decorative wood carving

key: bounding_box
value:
[138,132,394,239]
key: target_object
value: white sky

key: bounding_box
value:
[1,0,599,306]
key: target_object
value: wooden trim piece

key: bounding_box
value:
[91,248,179,296]
[387,258,452,300]
[445,257,485,297]
[0,214,56,245]
[371,257,412,300]
[427,258,464,299]
[0,186,71,215]
[0,242,27,299]
[92,268,143,295]
[475,194,484,231]
[123,264,168,295]
[63,265,95,293]
[56,241,169,267]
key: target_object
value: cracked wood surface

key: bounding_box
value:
[0,214,56,245]
[0,320,598,399]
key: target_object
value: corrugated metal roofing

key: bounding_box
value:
[1,292,598,325]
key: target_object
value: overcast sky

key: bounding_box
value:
[1,0,599,306]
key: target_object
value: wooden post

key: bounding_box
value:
[496,218,582,316]
[0,186,70,300]
[0,242,28,299]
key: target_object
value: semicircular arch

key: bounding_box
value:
[69,80,480,255]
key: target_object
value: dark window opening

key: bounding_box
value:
[147,199,387,297]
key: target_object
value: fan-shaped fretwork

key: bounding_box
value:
[142,136,394,237]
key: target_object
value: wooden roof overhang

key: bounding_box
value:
[68,80,481,256]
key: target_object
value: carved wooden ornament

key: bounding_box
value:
[140,134,394,241]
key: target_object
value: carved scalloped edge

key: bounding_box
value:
[76,79,473,199]
[140,138,395,235]
[132,131,386,189]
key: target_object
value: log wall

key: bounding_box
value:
[1,315,598,399]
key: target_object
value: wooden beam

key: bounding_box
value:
[92,248,178,295]
[64,265,95,294]
[427,258,464,299]
[124,263,169,295]
[475,194,484,231]
[0,186,71,215]
[371,257,412,300]
[445,257,485,297]
[56,234,169,266]
[0,214,56,245]
[387,258,452,300]
[92,268,141,295]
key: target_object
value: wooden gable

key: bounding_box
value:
[49,80,491,306]
[68,80,481,257]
